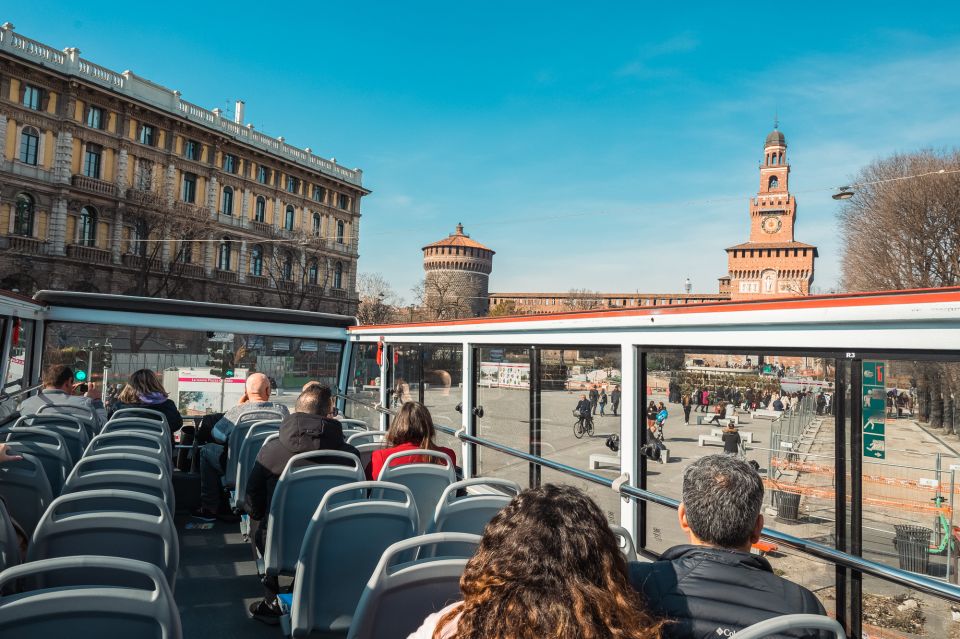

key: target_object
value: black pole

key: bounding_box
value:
[834,360,848,632]
[849,359,863,639]
[529,346,542,488]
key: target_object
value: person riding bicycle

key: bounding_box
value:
[575,394,593,433]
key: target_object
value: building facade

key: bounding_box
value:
[488,291,730,314]
[0,23,367,313]
[422,224,493,318]
[723,126,817,300]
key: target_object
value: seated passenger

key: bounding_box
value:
[193,372,289,521]
[409,484,664,639]
[243,383,359,625]
[366,401,456,480]
[19,364,107,429]
[108,368,184,437]
[629,454,829,638]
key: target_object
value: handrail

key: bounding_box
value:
[336,394,960,604]
[0,382,42,403]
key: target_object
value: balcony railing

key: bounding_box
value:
[176,263,205,278]
[329,288,346,299]
[215,269,239,283]
[127,188,163,208]
[71,174,118,198]
[5,235,47,254]
[122,253,164,271]
[66,244,111,264]
[174,200,209,218]
[249,220,273,236]
[247,274,269,288]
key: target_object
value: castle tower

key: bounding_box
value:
[422,223,494,317]
[724,126,818,300]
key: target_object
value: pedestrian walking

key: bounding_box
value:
[646,400,658,432]
[682,393,692,425]
[699,389,710,413]
[589,385,599,416]
[611,385,621,416]
[598,389,608,416]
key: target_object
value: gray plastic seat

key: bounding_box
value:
[338,418,370,431]
[0,499,21,573]
[27,489,179,590]
[286,481,419,638]
[226,416,283,487]
[84,431,171,472]
[730,613,846,638]
[34,403,98,437]
[0,556,182,639]
[101,417,170,441]
[0,453,52,537]
[377,449,457,533]
[1,428,73,497]
[109,407,169,428]
[346,431,386,446]
[264,450,365,577]
[62,453,174,515]
[610,524,638,562]
[423,478,519,557]
[231,425,281,510]
[14,414,89,463]
[347,532,481,639]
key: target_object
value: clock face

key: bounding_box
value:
[762,216,782,234]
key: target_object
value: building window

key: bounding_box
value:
[83,143,102,179]
[313,185,325,203]
[177,241,192,263]
[223,153,237,174]
[257,166,269,184]
[22,85,42,110]
[184,139,200,161]
[312,213,321,237]
[138,124,156,146]
[254,196,266,223]
[768,175,779,190]
[19,126,39,165]
[182,172,197,203]
[333,262,343,289]
[307,259,319,285]
[136,159,153,190]
[336,220,345,244]
[78,206,97,247]
[133,220,148,257]
[284,206,295,231]
[13,194,35,237]
[218,238,232,270]
[86,106,104,130]
[286,176,299,194]
[281,252,294,281]
[337,193,349,210]
[251,244,263,276]
[221,186,234,216]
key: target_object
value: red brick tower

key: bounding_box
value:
[724,126,817,300]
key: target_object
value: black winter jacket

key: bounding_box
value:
[629,545,829,639]
[243,413,360,523]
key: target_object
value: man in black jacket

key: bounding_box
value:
[244,383,359,625]
[629,454,829,639]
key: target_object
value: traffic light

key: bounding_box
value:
[74,349,88,382]
[206,346,235,378]
[100,342,113,369]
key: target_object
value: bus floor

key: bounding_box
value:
[175,513,277,639]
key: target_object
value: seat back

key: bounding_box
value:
[338,418,370,431]
[1,428,73,496]
[730,613,846,639]
[377,449,456,533]
[225,417,283,487]
[63,453,174,515]
[27,489,179,590]
[109,407,169,428]
[610,524,638,562]
[0,556,182,639]
[0,499,21,573]
[101,417,170,441]
[347,532,480,639]
[84,431,170,471]
[14,414,89,463]
[352,442,385,474]
[0,453,52,536]
[231,427,281,509]
[291,481,419,638]
[34,403,98,436]
[423,478,519,557]
[264,450,364,576]
[346,431,386,446]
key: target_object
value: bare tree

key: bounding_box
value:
[262,233,329,311]
[488,300,518,317]
[838,149,960,433]
[563,288,604,311]
[413,273,472,321]
[356,273,400,325]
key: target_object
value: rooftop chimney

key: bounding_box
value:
[234,100,245,124]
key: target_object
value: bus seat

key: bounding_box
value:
[377,449,456,534]
[422,477,519,557]
[0,453,52,537]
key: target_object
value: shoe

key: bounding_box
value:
[248,600,282,626]
[190,506,217,522]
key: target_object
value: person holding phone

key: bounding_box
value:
[19,364,107,428]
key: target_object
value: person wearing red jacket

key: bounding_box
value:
[366,401,456,480]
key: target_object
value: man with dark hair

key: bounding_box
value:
[244,383,360,625]
[19,364,107,428]
[629,454,829,638]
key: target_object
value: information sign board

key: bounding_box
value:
[862,361,886,459]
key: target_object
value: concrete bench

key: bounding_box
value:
[751,409,783,420]
[710,428,754,443]
[698,434,723,447]
[589,453,621,470]
[697,414,739,426]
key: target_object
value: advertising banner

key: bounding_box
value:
[176,368,247,415]
[478,362,530,389]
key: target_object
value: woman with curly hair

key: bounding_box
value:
[408,484,664,639]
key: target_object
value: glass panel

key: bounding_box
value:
[539,346,622,524]
[422,344,462,454]
[475,346,530,487]
[391,345,421,410]
[344,342,380,429]
[43,322,343,416]
[5,319,34,395]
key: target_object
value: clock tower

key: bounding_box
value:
[723,126,818,300]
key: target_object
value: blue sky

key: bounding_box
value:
[11,3,960,300]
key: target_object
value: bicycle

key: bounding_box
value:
[929,494,960,556]
[573,410,595,438]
